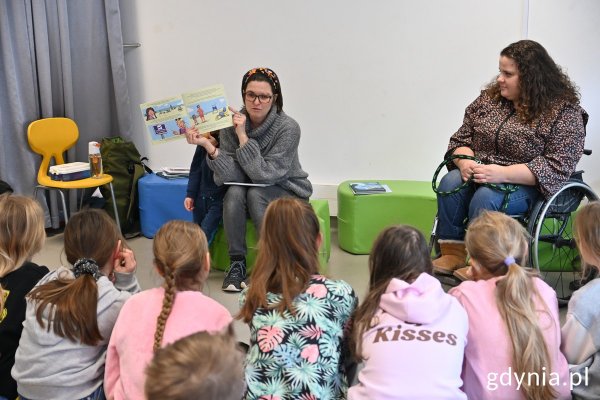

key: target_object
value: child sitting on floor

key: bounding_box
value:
[561,201,600,399]
[0,195,49,400]
[449,211,570,400]
[239,197,358,399]
[12,208,139,400]
[349,225,468,400]
[105,220,232,399]
[145,326,245,400]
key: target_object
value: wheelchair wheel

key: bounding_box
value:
[527,181,599,302]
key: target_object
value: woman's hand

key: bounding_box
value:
[229,106,248,146]
[206,132,218,147]
[452,147,477,182]
[113,240,137,275]
[472,164,506,184]
[456,159,479,182]
[184,197,194,211]
[185,126,211,146]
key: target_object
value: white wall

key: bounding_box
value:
[527,0,600,191]
[119,0,599,208]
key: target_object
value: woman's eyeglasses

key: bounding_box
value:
[244,91,273,103]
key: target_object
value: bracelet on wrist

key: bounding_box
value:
[209,147,218,158]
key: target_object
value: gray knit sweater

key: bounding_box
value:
[207,107,312,199]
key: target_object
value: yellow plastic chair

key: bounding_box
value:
[27,117,120,229]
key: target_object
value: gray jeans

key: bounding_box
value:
[223,185,297,257]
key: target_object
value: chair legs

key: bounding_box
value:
[34,185,69,225]
[108,182,121,233]
[34,185,121,233]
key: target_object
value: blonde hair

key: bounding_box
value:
[574,202,600,278]
[152,220,209,351]
[0,194,45,316]
[28,208,122,345]
[238,197,320,323]
[353,225,432,360]
[145,325,245,400]
[466,211,557,400]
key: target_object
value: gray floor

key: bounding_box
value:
[31,218,567,345]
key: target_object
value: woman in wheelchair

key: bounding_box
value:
[433,39,588,281]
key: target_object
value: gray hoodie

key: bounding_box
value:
[12,267,140,400]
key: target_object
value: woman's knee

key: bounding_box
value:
[469,187,503,217]
[224,186,247,209]
[438,169,464,192]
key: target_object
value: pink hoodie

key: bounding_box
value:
[349,273,468,400]
[449,277,571,400]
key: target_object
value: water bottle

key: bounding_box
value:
[89,141,103,178]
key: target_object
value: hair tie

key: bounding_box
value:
[504,256,516,266]
[73,258,102,280]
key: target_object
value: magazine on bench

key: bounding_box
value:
[349,182,392,195]
[140,84,233,144]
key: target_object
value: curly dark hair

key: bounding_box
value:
[486,40,580,123]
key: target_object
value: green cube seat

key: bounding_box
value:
[337,180,437,254]
[210,199,331,272]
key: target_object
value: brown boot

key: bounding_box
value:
[433,240,467,275]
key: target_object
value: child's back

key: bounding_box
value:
[349,225,467,400]
[350,274,467,400]
[241,275,356,399]
[12,208,140,400]
[0,195,48,400]
[106,287,232,399]
[450,276,569,399]
[448,211,570,400]
[105,220,232,400]
[238,198,358,399]
[562,201,600,398]
[13,267,138,399]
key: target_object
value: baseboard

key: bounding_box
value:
[311,184,338,216]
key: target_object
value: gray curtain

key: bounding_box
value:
[0,0,132,227]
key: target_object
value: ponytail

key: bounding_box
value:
[496,262,557,400]
[28,259,104,345]
[467,211,559,400]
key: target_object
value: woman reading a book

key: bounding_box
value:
[185,67,312,292]
[433,39,587,281]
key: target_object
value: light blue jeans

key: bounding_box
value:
[436,169,541,240]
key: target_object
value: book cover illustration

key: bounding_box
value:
[140,84,233,144]
[349,182,391,195]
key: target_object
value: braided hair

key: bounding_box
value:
[152,220,209,351]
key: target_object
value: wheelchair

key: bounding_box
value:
[430,150,598,302]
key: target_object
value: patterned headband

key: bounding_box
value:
[242,67,280,93]
[73,258,102,281]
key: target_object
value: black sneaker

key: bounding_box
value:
[222,259,247,292]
